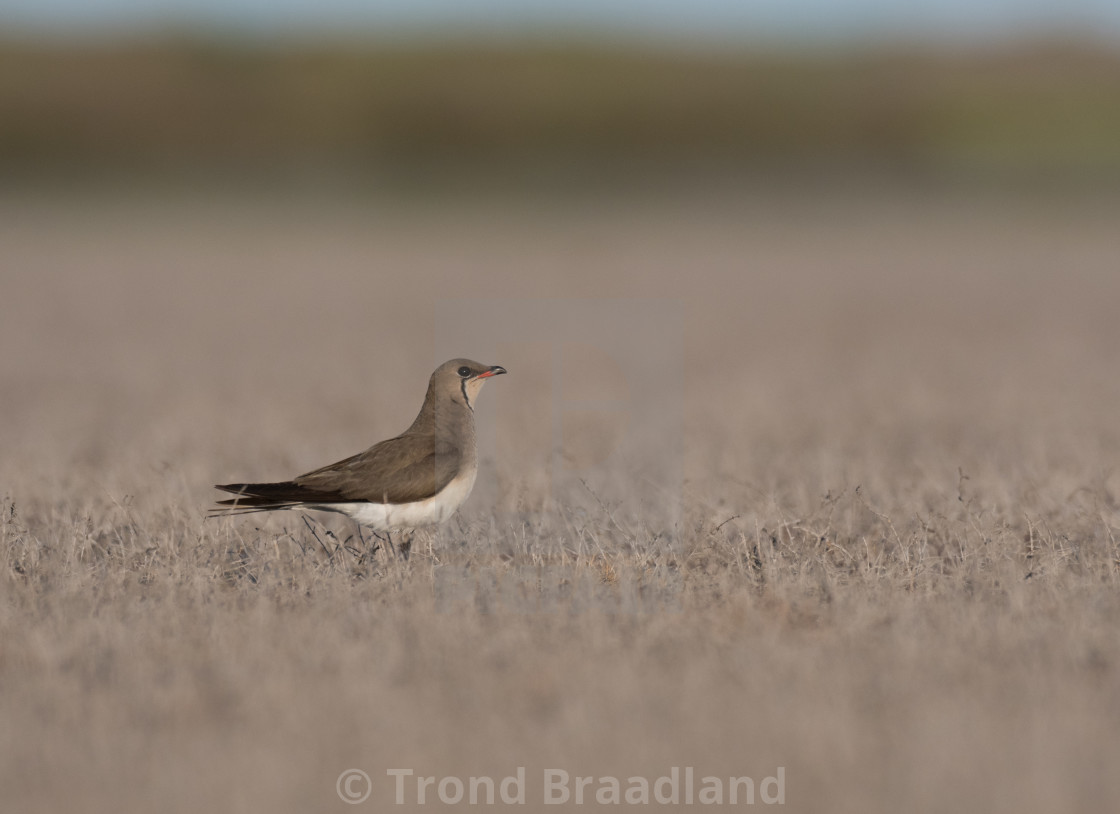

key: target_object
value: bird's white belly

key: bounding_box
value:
[312,472,476,531]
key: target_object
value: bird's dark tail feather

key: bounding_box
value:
[210,481,347,517]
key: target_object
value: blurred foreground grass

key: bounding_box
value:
[1,36,1118,190]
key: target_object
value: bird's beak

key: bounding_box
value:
[476,365,507,379]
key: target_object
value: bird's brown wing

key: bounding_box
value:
[293,431,463,505]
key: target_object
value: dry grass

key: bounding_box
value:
[2,188,1120,812]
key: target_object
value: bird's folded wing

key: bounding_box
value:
[294,433,463,505]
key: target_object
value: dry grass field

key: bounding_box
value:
[2,188,1120,812]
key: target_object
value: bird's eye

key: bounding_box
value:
[457,366,472,378]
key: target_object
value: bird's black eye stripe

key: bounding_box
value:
[457,366,472,378]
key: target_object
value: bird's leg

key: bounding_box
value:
[302,515,335,561]
[355,523,373,557]
[398,530,412,561]
[382,530,410,561]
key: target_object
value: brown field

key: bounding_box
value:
[2,188,1120,812]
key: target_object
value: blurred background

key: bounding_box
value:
[2,0,1119,194]
[3,0,1120,529]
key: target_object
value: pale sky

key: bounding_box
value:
[3,0,1119,41]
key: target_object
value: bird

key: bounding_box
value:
[212,358,506,557]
